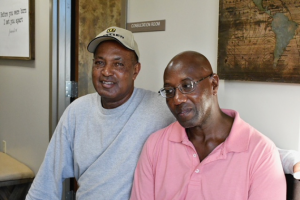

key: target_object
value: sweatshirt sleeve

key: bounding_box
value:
[26,110,75,200]
[278,148,300,175]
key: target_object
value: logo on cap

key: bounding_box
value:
[107,28,116,33]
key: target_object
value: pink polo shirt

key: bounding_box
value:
[130,109,286,200]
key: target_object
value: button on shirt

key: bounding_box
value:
[130,109,286,200]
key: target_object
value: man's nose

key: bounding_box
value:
[173,88,187,105]
[101,64,113,76]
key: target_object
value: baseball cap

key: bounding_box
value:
[87,26,140,60]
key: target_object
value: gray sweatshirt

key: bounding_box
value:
[26,88,175,200]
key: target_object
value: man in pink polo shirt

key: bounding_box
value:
[130,51,286,200]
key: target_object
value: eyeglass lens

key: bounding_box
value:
[161,79,195,98]
[159,74,213,98]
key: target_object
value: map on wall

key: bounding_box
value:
[218,0,300,83]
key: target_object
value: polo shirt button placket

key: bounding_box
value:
[193,154,197,158]
[195,169,200,173]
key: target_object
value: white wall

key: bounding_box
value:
[0,0,50,174]
[128,0,300,150]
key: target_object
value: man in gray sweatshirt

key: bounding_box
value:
[26,26,300,200]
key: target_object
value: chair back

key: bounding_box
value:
[286,174,300,200]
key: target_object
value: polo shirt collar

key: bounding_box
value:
[168,121,188,143]
[222,109,250,154]
[168,109,250,154]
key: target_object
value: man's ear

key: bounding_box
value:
[211,73,219,95]
[133,62,141,80]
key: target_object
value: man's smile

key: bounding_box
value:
[101,80,115,88]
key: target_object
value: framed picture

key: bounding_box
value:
[0,0,35,60]
[217,0,300,83]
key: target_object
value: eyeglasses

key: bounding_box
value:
[158,73,213,98]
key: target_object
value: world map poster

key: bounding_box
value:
[218,0,300,83]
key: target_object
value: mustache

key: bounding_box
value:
[174,104,191,114]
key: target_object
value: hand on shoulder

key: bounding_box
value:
[293,162,300,179]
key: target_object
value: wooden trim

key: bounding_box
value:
[120,0,127,28]
[74,0,79,83]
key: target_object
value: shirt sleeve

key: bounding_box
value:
[26,111,75,200]
[278,148,300,175]
[130,138,155,200]
[248,145,286,200]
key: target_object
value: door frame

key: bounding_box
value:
[50,0,72,137]
[50,0,72,199]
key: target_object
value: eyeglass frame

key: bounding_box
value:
[158,73,214,98]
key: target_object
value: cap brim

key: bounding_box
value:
[87,36,131,53]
